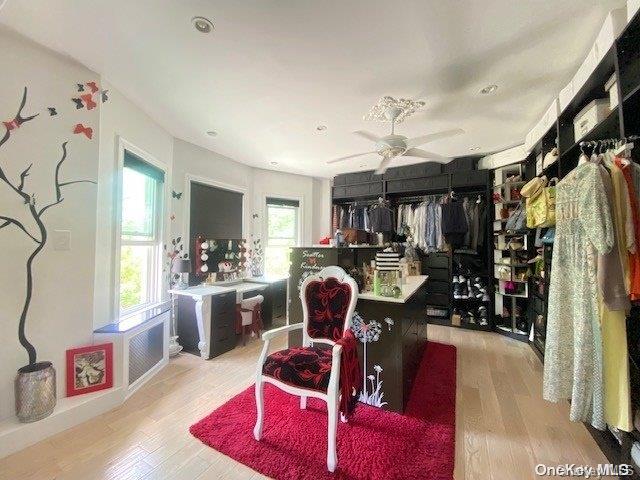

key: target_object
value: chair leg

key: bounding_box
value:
[254,379,264,441]
[327,396,339,472]
[242,326,246,346]
[300,396,307,410]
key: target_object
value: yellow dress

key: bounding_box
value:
[599,159,632,432]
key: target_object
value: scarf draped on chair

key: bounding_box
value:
[336,328,361,417]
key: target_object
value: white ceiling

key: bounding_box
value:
[0,0,625,177]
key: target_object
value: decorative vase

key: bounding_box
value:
[15,361,56,423]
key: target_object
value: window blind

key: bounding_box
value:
[124,150,165,183]
[266,197,299,208]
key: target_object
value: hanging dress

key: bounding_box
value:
[543,162,613,430]
[594,160,633,432]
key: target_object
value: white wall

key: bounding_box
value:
[171,139,254,250]
[94,81,174,329]
[0,27,330,451]
[171,140,329,256]
[312,177,332,242]
[251,168,315,246]
[0,28,100,420]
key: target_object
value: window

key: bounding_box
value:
[264,197,299,277]
[118,150,164,315]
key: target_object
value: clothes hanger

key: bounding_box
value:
[615,136,634,162]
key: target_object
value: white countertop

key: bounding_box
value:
[358,275,428,304]
[169,281,267,299]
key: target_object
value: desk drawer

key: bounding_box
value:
[213,292,236,315]
[425,267,449,282]
[426,292,449,306]
[211,310,235,341]
[424,254,449,269]
[211,335,236,357]
[425,280,449,295]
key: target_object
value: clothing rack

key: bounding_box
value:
[394,194,446,205]
[579,135,639,150]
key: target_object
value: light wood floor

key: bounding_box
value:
[0,325,608,480]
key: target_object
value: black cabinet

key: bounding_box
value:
[442,156,477,172]
[450,169,489,189]
[333,181,383,200]
[383,163,442,180]
[386,174,449,194]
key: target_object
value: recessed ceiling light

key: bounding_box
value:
[469,146,480,151]
[316,125,327,131]
[192,16,214,34]
[270,161,278,165]
[479,84,498,95]
[206,130,217,137]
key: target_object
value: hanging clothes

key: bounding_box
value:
[441,196,468,248]
[543,161,613,430]
[435,198,445,251]
[462,197,474,248]
[609,158,634,293]
[369,203,394,233]
[592,159,633,432]
[616,157,640,300]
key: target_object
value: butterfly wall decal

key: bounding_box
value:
[101,90,109,103]
[73,123,93,139]
[172,190,183,199]
[76,83,85,92]
[80,93,97,110]
[47,107,57,116]
[86,81,99,94]
[71,98,84,109]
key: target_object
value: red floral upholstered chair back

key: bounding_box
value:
[300,266,359,346]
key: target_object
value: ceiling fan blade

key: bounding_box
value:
[403,148,451,163]
[374,155,394,175]
[407,128,464,148]
[353,130,381,143]
[326,151,377,164]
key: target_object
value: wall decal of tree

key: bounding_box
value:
[0,87,96,366]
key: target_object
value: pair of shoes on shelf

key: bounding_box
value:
[478,306,489,326]
[453,275,469,299]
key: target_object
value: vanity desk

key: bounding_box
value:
[170,277,287,359]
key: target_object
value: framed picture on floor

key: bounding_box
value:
[66,343,113,397]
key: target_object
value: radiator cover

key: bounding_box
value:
[128,321,164,385]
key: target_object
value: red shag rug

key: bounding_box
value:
[190,341,456,479]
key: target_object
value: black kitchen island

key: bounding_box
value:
[287,244,429,413]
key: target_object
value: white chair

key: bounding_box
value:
[253,266,358,472]
[239,295,263,346]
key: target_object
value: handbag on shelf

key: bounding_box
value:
[505,203,526,231]
[541,228,555,244]
[521,175,557,228]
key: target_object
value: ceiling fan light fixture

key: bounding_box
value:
[364,96,426,124]
[192,16,214,34]
[479,84,498,95]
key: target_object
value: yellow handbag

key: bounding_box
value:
[520,176,557,228]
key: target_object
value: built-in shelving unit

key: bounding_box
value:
[522,9,640,471]
[491,161,535,341]
[331,159,494,334]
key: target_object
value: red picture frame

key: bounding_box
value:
[66,343,113,397]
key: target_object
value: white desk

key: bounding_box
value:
[170,282,267,359]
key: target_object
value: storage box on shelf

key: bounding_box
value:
[573,98,611,142]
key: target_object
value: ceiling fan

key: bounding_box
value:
[327,100,464,174]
